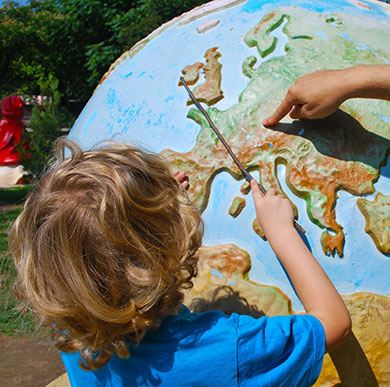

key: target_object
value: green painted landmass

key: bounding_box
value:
[240,181,251,195]
[164,6,390,258]
[228,196,246,218]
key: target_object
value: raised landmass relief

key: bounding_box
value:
[164,6,390,259]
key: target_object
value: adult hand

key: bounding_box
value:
[263,69,349,126]
[263,65,390,126]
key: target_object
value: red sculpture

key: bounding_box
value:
[0,96,24,165]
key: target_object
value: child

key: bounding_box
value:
[10,137,351,386]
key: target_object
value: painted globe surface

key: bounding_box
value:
[69,0,390,382]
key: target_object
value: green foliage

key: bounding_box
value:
[1,0,210,101]
[54,0,140,95]
[0,185,33,204]
[18,74,73,180]
[0,287,37,336]
[0,208,22,228]
[0,0,61,96]
[0,206,37,336]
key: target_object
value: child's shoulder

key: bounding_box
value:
[62,308,325,386]
[153,305,324,350]
[152,305,238,341]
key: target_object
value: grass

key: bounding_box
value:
[0,206,38,336]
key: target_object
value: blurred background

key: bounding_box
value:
[0,0,211,182]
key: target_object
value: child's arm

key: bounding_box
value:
[263,64,390,125]
[251,180,352,353]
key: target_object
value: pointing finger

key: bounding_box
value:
[289,105,302,119]
[263,93,296,126]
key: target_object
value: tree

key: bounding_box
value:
[0,0,61,97]
[1,0,210,102]
[18,74,73,180]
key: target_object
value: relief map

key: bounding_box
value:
[69,0,390,384]
[170,6,390,258]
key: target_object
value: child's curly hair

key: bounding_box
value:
[9,138,203,370]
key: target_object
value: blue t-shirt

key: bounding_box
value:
[61,306,325,387]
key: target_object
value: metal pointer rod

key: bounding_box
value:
[179,76,306,234]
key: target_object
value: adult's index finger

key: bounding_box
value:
[263,94,295,126]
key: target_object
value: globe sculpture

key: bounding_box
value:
[69,0,390,384]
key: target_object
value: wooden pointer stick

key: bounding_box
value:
[179,76,306,234]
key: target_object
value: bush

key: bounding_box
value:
[18,74,74,181]
[0,185,33,204]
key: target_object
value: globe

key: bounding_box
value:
[69,0,390,384]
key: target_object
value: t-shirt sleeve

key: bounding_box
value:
[61,352,111,387]
[236,314,325,387]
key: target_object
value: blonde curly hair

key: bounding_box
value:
[10,138,203,370]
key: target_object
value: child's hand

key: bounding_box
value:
[250,179,295,237]
[173,170,189,190]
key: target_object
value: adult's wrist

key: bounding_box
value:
[343,64,390,100]
[341,65,368,100]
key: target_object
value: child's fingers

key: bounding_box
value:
[250,179,263,199]
[251,179,278,199]
[173,170,189,190]
[181,180,189,190]
[173,170,187,183]
[266,188,277,197]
